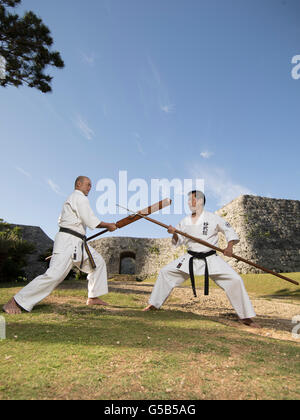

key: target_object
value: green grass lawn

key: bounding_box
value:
[0,273,299,400]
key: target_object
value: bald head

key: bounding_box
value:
[75,176,92,196]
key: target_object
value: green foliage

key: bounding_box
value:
[74,269,87,281]
[0,0,64,93]
[37,247,53,265]
[0,218,35,282]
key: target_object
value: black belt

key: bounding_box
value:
[59,227,96,270]
[188,250,216,297]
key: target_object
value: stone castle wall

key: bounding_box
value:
[90,237,186,278]
[11,224,53,280]
[216,195,300,273]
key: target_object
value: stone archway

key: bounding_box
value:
[119,251,136,274]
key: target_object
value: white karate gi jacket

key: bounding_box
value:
[53,190,101,263]
[173,210,239,275]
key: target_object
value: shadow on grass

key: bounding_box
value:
[2,292,298,338]
[262,288,300,300]
[1,312,260,350]
[58,280,154,297]
[4,315,300,374]
[0,281,30,289]
[3,299,299,352]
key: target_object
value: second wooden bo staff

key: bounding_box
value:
[118,206,299,287]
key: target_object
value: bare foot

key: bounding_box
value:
[3,298,22,314]
[86,298,109,306]
[240,318,261,329]
[142,304,157,312]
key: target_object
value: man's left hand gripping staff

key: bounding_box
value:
[97,222,117,232]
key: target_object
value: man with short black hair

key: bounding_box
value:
[143,190,259,328]
[3,176,116,314]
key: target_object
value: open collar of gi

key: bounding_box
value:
[188,210,206,226]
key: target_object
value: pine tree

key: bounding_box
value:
[0,0,64,93]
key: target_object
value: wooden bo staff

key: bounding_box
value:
[118,207,299,287]
[86,198,172,242]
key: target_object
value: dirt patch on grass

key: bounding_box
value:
[107,280,300,343]
[55,278,300,343]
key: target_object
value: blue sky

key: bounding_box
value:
[1,0,300,240]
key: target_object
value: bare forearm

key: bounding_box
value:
[167,225,178,244]
[223,240,238,257]
[172,233,179,245]
[228,240,238,248]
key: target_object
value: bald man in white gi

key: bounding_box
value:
[143,190,259,328]
[3,176,116,314]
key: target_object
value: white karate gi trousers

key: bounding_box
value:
[14,245,108,312]
[148,258,256,320]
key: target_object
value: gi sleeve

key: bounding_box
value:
[76,195,101,230]
[216,215,240,244]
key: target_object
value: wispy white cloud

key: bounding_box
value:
[139,55,175,116]
[15,166,32,178]
[47,179,64,196]
[133,132,146,156]
[160,103,175,114]
[102,103,108,118]
[147,56,161,86]
[80,51,96,66]
[75,114,95,140]
[190,163,255,207]
[200,151,214,159]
